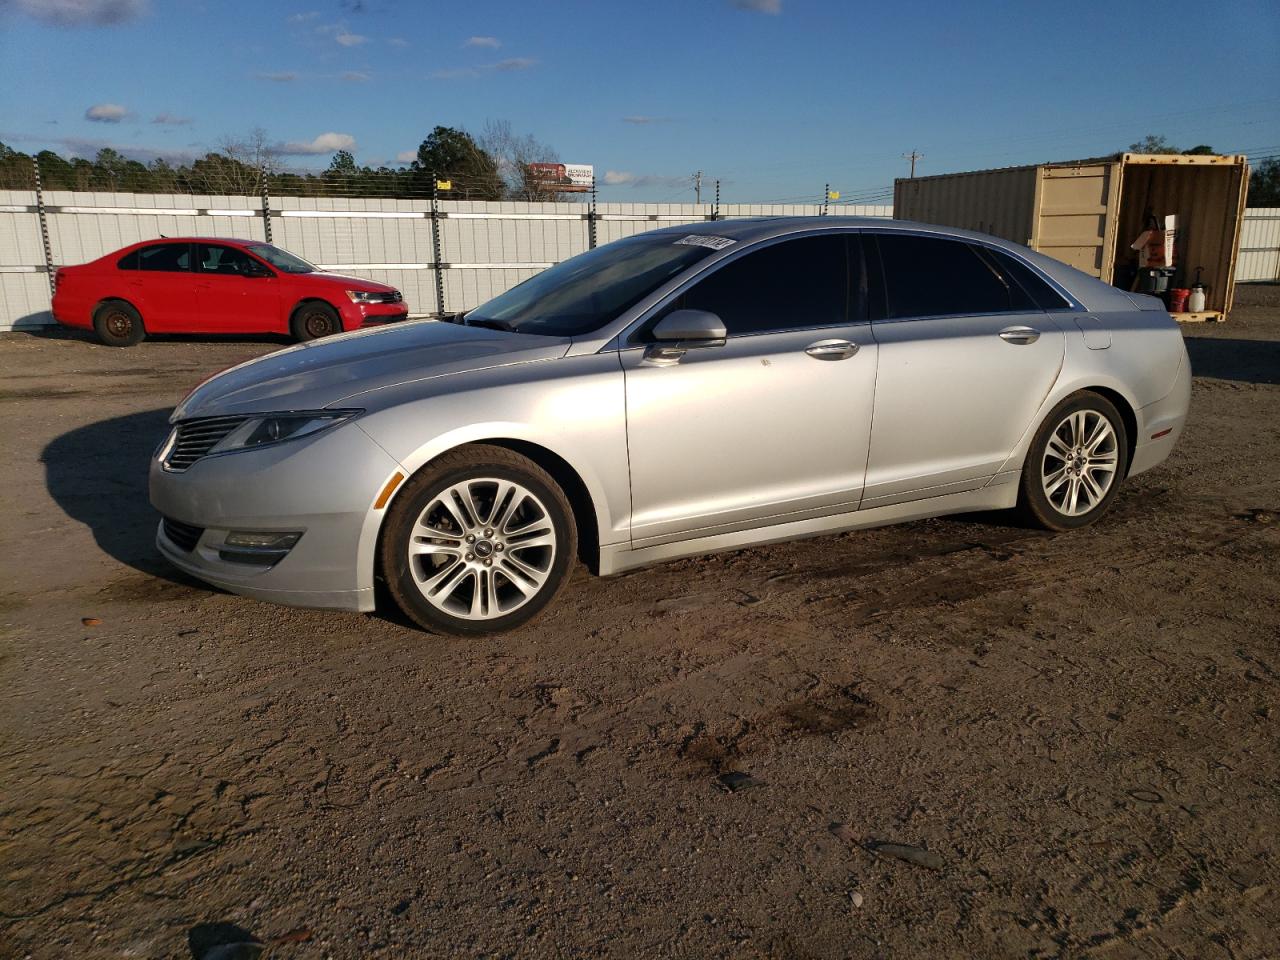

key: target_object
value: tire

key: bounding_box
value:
[93,300,145,347]
[1019,391,1130,531]
[290,301,342,342]
[380,445,578,635]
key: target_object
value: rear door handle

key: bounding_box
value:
[805,339,859,361]
[999,326,1040,345]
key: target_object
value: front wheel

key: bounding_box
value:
[1019,392,1129,531]
[290,301,342,341]
[380,445,578,635]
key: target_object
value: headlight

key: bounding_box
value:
[346,289,380,303]
[209,410,361,454]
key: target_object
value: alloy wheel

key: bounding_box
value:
[406,477,557,621]
[1041,409,1119,517]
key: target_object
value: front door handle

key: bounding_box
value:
[805,339,859,361]
[999,326,1040,345]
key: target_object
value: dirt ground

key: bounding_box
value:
[2,288,1278,960]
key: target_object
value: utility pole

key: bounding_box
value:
[903,150,923,178]
[694,170,702,204]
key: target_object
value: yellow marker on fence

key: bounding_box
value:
[436,180,452,191]
[827,190,840,200]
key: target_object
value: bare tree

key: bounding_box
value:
[214,127,279,193]
[478,119,566,201]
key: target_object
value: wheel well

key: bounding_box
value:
[93,297,139,319]
[1079,386,1138,476]
[483,439,601,572]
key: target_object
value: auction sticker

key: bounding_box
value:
[674,235,736,250]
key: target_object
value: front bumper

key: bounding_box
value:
[343,301,409,330]
[149,420,404,612]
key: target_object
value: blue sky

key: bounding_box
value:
[1,0,1277,202]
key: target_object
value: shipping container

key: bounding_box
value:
[894,153,1250,321]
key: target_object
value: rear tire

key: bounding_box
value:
[1018,391,1129,531]
[290,301,342,342]
[380,445,578,636]
[93,300,145,347]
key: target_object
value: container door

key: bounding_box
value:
[1032,163,1121,282]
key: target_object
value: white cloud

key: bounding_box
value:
[465,35,500,48]
[431,57,537,79]
[85,102,129,123]
[396,150,417,163]
[387,37,409,47]
[603,170,690,188]
[276,132,358,155]
[5,0,147,26]
[151,112,191,125]
[256,71,297,82]
[341,71,370,82]
[335,29,368,46]
[622,115,670,124]
[287,10,318,22]
[730,0,781,12]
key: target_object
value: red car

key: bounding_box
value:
[52,237,409,346]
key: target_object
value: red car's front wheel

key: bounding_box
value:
[290,302,342,342]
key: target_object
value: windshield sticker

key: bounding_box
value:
[674,235,736,250]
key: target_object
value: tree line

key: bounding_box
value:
[0,121,575,201]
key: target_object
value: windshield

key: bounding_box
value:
[466,233,722,337]
[246,243,316,274]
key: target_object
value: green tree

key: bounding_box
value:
[1247,158,1280,206]
[1129,134,1177,154]
[410,126,502,199]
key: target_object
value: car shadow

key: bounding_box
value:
[1184,337,1280,386]
[42,407,196,584]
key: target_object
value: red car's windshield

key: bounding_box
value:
[246,244,316,274]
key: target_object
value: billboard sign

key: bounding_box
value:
[527,162,594,192]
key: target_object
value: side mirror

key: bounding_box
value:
[650,309,727,344]
[244,262,274,278]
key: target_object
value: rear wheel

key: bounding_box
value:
[1019,391,1129,531]
[290,301,342,341]
[93,300,145,347]
[380,445,577,635]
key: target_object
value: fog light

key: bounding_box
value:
[219,531,302,565]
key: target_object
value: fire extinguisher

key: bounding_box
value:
[1188,266,1207,313]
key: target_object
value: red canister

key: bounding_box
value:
[1168,288,1191,312]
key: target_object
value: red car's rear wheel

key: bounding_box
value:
[93,300,146,347]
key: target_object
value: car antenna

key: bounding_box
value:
[159,233,167,238]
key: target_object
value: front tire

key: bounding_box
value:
[93,300,145,347]
[1019,391,1129,531]
[290,301,342,341]
[380,445,578,635]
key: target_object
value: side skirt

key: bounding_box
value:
[598,477,1020,576]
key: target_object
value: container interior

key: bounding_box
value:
[1111,159,1245,314]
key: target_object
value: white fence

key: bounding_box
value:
[0,191,891,331]
[2,193,1276,333]
[1237,208,1280,282]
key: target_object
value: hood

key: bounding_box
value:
[300,271,395,291]
[173,320,571,420]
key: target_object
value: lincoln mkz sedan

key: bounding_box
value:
[52,238,408,346]
[150,218,1190,635]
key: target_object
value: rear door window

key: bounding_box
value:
[662,234,854,337]
[133,243,191,272]
[980,247,1072,310]
[871,233,1015,319]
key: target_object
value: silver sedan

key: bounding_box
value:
[150,218,1191,635]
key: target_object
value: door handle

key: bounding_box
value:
[804,339,859,361]
[999,326,1040,345]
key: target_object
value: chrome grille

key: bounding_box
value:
[164,415,249,470]
[368,290,402,304]
[162,517,204,552]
